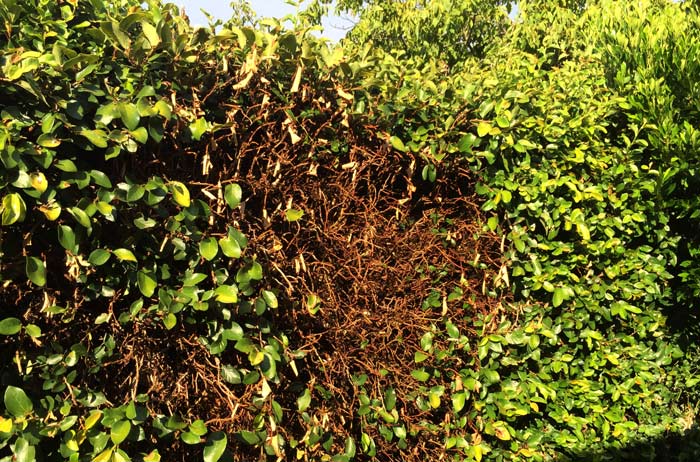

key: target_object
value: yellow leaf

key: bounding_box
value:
[40,203,61,221]
[92,447,113,462]
[84,410,102,430]
[169,181,191,207]
[30,172,48,193]
[493,424,511,441]
[0,416,12,432]
[143,450,161,462]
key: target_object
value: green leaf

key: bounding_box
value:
[215,285,238,304]
[452,392,466,413]
[80,129,109,148]
[285,208,304,222]
[69,207,91,228]
[224,183,242,209]
[4,386,33,417]
[477,122,492,137]
[141,22,161,47]
[25,256,46,286]
[163,313,177,330]
[411,369,430,382]
[199,237,219,261]
[110,420,131,445]
[344,437,356,458]
[119,102,141,131]
[137,270,157,297]
[239,261,263,281]
[0,318,21,335]
[90,170,113,188]
[219,236,241,258]
[238,430,262,445]
[189,420,208,436]
[113,248,137,262]
[88,249,111,266]
[297,388,311,412]
[25,323,43,338]
[57,225,76,251]
[131,127,149,144]
[180,431,201,445]
[1,193,27,225]
[203,432,227,462]
[189,118,209,141]
[12,437,35,462]
[55,159,78,172]
[389,135,406,151]
[37,133,61,148]
[552,288,566,307]
[169,181,191,207]
[261,290,278,309]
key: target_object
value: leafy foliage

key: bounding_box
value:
[1,0,699,461]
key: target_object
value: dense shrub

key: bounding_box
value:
[1,0,699,461]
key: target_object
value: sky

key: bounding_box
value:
[172,0,353,41]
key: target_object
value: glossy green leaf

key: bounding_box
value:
[199,237,219,261]
[389,135,406,151]
[203,432,227,462]
[215,285,238,304]
[180,431,201,445]
[37,133,60,147]
[1,193,27,225]
[261,290,278,309]
[88,249,111,266]
[4,386,33,417]
[110,420,131,445]
[113,248,137,262]
[12,437,35,462]
[224,183,242,209]
[57,225,76,251]
[219,236,241,258]
[25,256,46,286]
[119,102,140,130]
[137,270,157,297]
[80,129,109,148]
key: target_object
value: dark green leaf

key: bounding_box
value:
[4,386,33,417]
[57,225,76,251]
[88,249,111,266]
[25,257,46,287]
